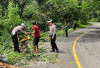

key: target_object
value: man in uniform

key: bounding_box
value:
[48,20,59,53]
[11,23,26,53]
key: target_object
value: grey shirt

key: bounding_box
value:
[49,24,56,37]
[11,26,25,35]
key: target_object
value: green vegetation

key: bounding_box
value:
[0,0,100,67]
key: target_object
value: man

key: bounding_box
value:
[73,21,76,30]
[32,22,40,53]
[48,20,59,53]
[11,23,26,53]
[65,21,68,37]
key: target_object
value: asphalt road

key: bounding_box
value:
[24,23,100,68]
[76,23,100,68]
[56,23,100,68]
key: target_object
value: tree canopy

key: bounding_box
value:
[0,0,100,34]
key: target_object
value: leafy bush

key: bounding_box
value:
[3,2,22,33]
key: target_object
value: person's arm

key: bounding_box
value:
[52,26,56,39]
[20,29,25,34]
[25,32,33,35]
[31,28,36,38]
[20,29,28,35]
[48,27,50,38]
[31,31,35,38]
[31,31,35,34]
[19,29,28,35]
[65,22,67,26]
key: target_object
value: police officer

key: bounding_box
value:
[48,20,59,53]
[65,22,68,37]
[73,21,76,30]
[11,23,26,53]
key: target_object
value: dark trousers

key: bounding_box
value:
[50,34,59,51]
[11,33,20,53]
[73,24,76,30]
[65,27,68,37]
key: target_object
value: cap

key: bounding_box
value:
[21,23,26,27]
[47,19,52,23]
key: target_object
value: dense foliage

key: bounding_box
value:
[0,0,100,66]
[0,0,100,33]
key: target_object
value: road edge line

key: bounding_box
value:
[73,31,90,68]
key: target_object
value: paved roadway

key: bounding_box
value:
[24,23,100,68]
[76,23,100,68]
[57,23,100,68]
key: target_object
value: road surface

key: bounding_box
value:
[57,23,100,68]
[24,23,100,68]
[76,23,100,68]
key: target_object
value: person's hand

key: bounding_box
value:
[25,32,32,35]
[52,37,54,39]
[25,32,28,35]
[31,32,34,34]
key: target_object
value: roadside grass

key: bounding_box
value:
[89,22,100,23]
[76,22,91,28]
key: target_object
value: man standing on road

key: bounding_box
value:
[65,21,68,37]
[32,22,40,53]
[48,20,59,53]
[73,21,76,30]
[11,23,26,53]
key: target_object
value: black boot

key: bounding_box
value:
[50,50,55,52]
